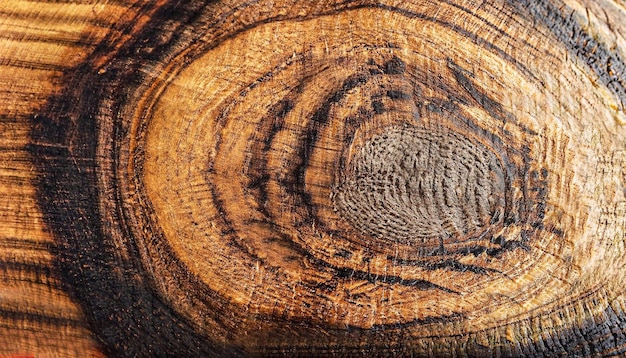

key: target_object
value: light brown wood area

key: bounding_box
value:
[1,0,625,356]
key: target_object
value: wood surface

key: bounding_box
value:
[1,0,626,356]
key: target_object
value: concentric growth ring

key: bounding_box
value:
[32,0,626,356]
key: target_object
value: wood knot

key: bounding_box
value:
[29,0,626,355]
[334,125,506,251]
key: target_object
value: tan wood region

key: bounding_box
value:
[0,0,625,356]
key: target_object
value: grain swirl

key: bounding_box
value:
[31,0,626,356]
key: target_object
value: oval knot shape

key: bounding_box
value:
[334,124,507,250]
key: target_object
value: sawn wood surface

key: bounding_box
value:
[0,0,625,356]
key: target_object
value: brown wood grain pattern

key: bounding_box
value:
[1,0,626,356]
[0,1,144,356]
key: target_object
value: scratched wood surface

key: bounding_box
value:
[1,0,626,356]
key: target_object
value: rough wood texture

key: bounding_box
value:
[1,0,626,356]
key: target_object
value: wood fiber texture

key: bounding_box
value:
[1,0,626,356]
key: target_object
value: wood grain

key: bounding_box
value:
[1,0,626,356]
[0,1,147,356]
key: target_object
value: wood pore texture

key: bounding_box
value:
[0,0,625,357]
